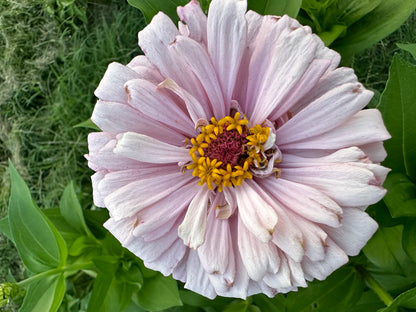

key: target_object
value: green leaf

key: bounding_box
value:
[252,294,286,312]
[403,219,416,262]
[333,0,416,58]
[383,172,416,218]
[247,0,302,18]
[60,181,91,236]
[0,216,13,243]
[377,287,416,311]
[224,301,261,312]
[286,266,365,312]
[377,54,416,181]
[349,291,384,312]
[19,274,66,312]
[8,161,67,273]
[137,274,182,311]
[73,118,100,130]
[127,0,189,24]
[397,43,416,60]
[363,226,409,273]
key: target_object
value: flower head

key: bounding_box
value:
[87,0,391,299]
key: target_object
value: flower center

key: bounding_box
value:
[186,112,274,191]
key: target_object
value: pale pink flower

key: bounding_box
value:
[86,0,390,299]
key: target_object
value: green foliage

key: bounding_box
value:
[247,0,302,18]
[127,0,189,23]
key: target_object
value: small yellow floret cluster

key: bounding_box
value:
[186,112,270,191]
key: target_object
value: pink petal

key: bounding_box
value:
[360,141,388,163]
[281,164,387,207]
[103,216,137,244]
[281,109,391,150]
[260,178,342,227]
[91,100,185,144]
[138,12,209,110]
[178,186,211,249]
[198,205,236,289]
[114,132,190,164]
[234,180,278,242]
[158,78,208,123]
[207,0,247,111]
[184,250,217,299]
[169,36,225,119]
[125,79,195,136]
[302,239,348,281]
[276,83,373,145]
[91,172,105,207]
[237,217,280,281]
[104,171,194,220]
[126,55,164,83]
[324,208,378,256]
[177,0,207,45]
[94,62,139,103]
[250,27,318,125]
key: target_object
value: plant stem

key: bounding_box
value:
[356,266,394,307]
[17,261,94,288]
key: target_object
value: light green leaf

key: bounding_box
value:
[333,0,416,58]
[127,0,188,24]
[60,181,91,236]
[248,0,302,18]
[73,118,100,130]
[397,43,416,60]
[377,287,416,311]
[19,274,66,312]
[403,219,416,262]
[383,172,416,218]
[377,54,416,181]
[8,161,67,273]
[0,217,13,243]
[286,266,365,312]
[137,274,182,311]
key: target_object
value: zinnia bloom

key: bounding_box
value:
[87,0,390,299]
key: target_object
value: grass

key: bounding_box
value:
[0,0,414,310]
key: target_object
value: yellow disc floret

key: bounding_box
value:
[187,113,271,191]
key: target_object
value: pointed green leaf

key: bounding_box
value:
[286,266,365,312]
[248,0,302,18]
[137,274,182,311]
[403,219,416,262]
[73,118,100,130]
[60,181,91,236]
[383,172,416,218]
[127,0,189,24]
[8,161,67,273]
[0,217,13,243]
[19,274,66,312]
[377,287,416,311]
[397,43,416,60]
[333,0,416,57]
[377,54,416,181]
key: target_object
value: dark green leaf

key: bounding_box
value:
[224,301,261,312]
[127,0,188,24]
[247,0,302,18]
[377,54,416,181]
[252,294,286,312]
[333,0,416,57]
[397,43,416,60]
[377,287,416,311]
[8,161,67,273]
[0,216,13,243]
[286,266,365,312]
[19,274,65,312]
[60,181,91,236]
[383,172,416,218]
[363,226,408,273]
[137,274,182,311]
[83,208,109,239]
[349,291,384,312]
[403,219,416,262]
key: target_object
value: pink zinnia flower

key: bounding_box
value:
[87,0,390,299]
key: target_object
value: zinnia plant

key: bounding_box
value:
[87,0,390,299]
